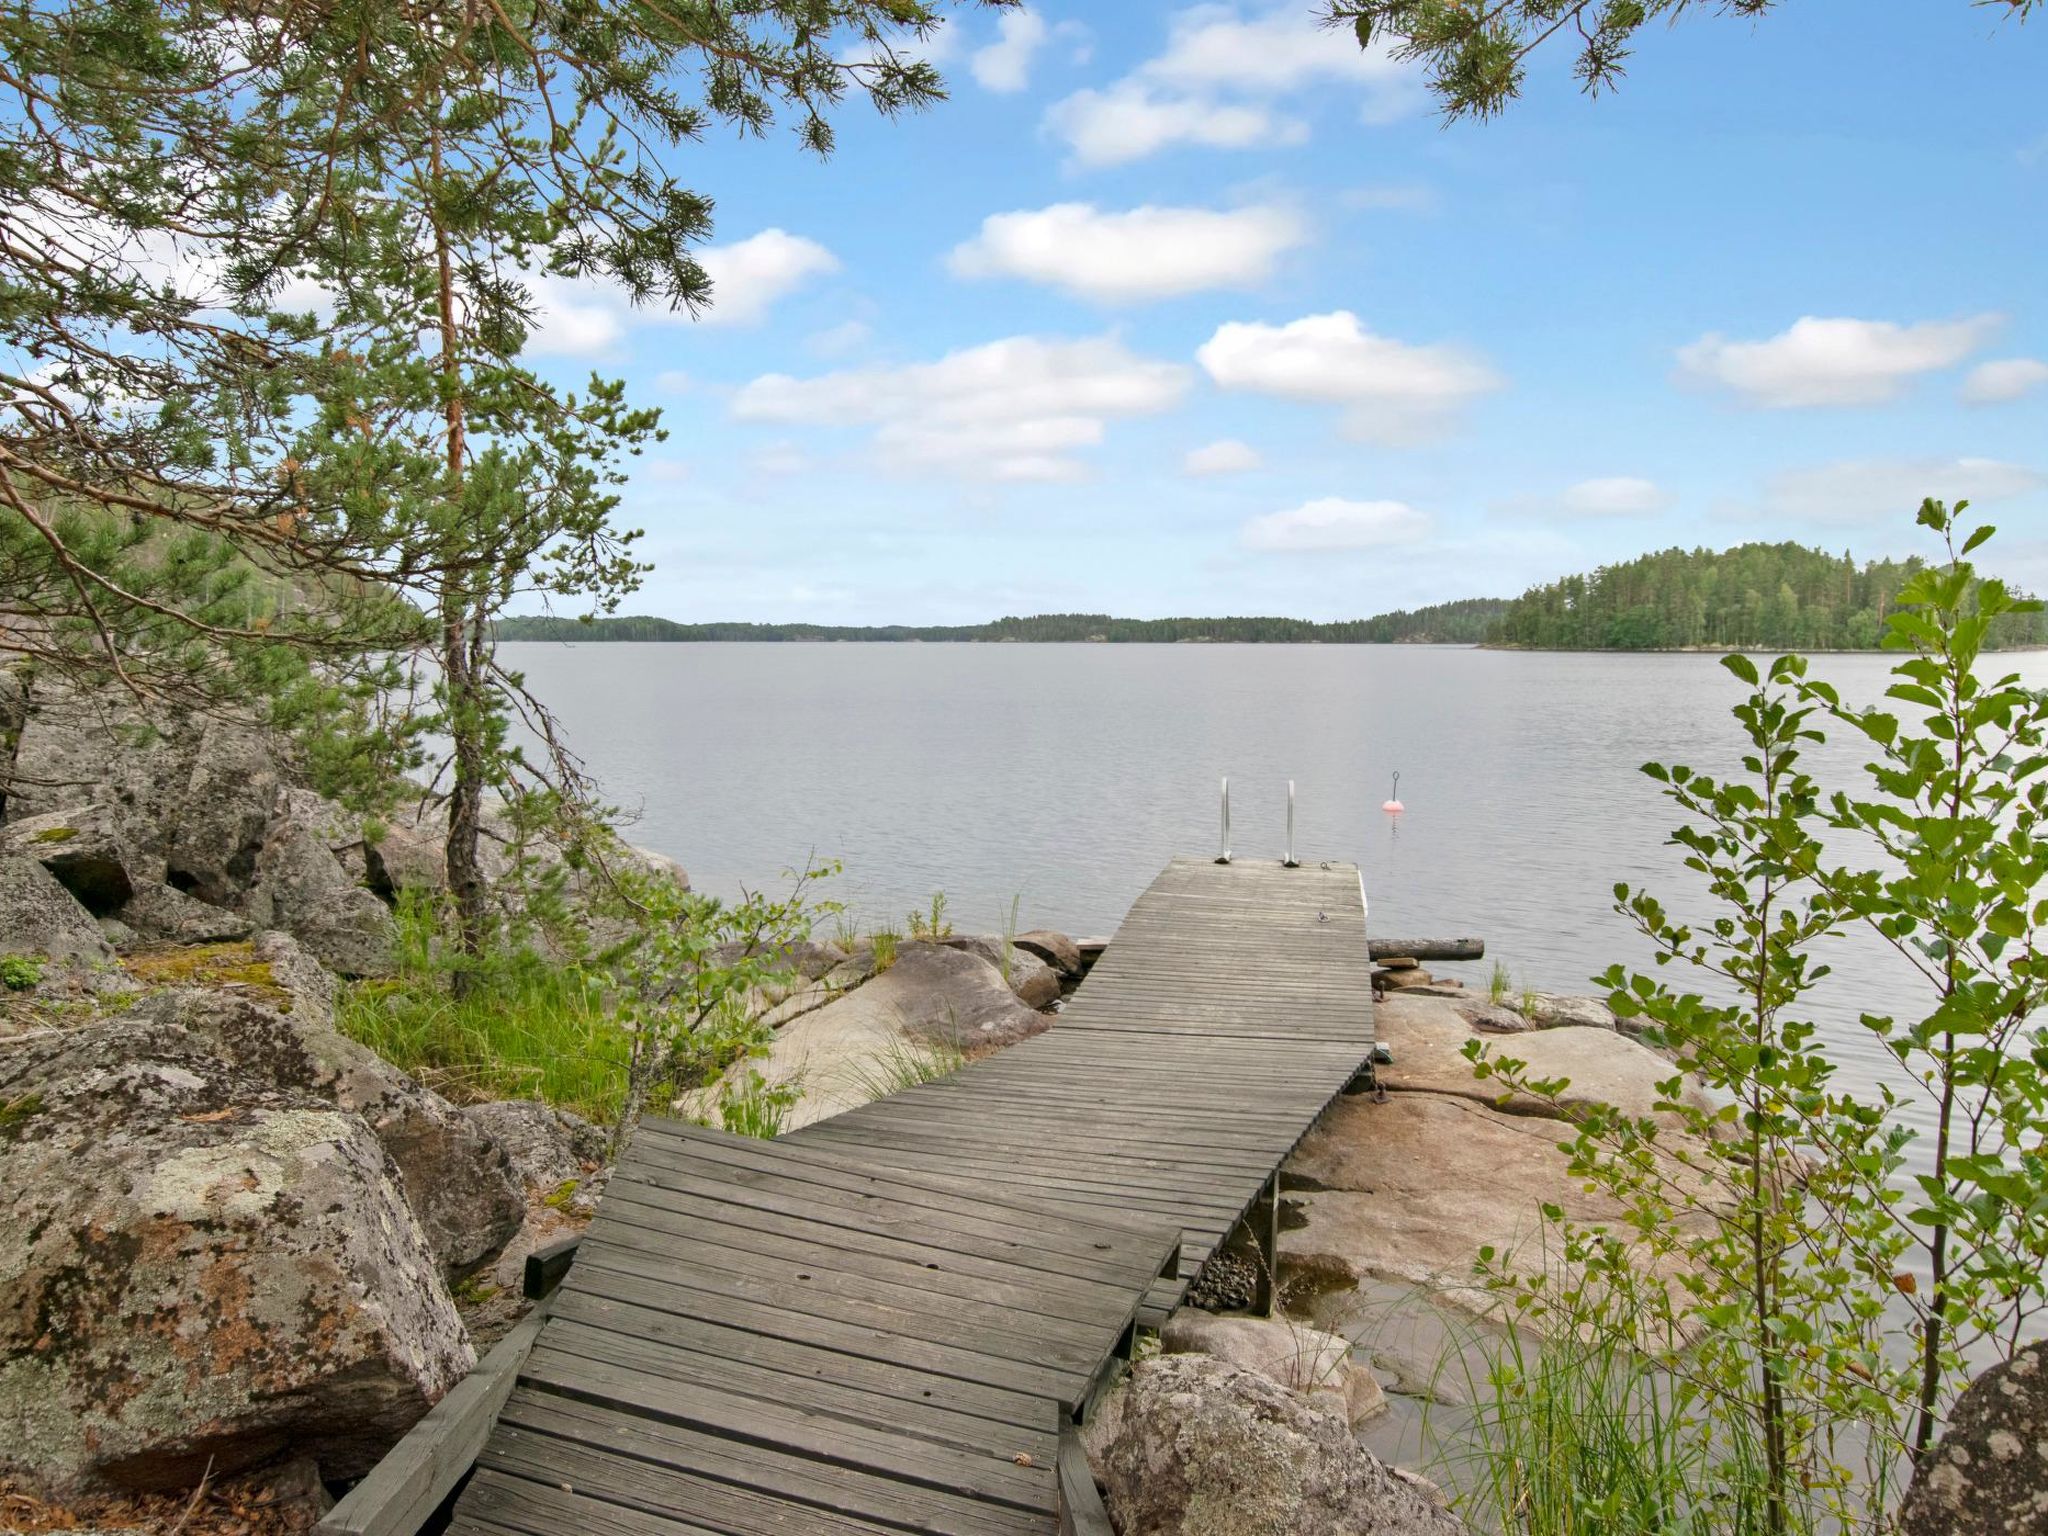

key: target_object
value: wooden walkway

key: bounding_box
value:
[795,858,1376,1322]
[444,857,1374,1536]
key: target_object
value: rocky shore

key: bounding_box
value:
[5,671,2024,1534]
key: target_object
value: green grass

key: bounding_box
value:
[845,1037,964,1101]
[336,909,631,1121]
[717,1067,800,1139]
[1488,960,1513,1005]
[869,924,900,972]
[1423,1315,1882,1536]
[0,956,41,992]
[1437,1324,1717,1536]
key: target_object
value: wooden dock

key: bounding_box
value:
[438,857,1375,1536]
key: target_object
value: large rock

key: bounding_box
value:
[464,1099,609,1215]
[0,667,25,820]
[245,809,395,978]
[712,941,1036,1131]
[938,934,1062,1008]
[0,1014,474,1493]
[1526,992,1620,1031]
[1014,929,1082,976]
[1374,994,1722,1130]
[3,685,197,842]
[1450,997,1532,1033]
[365,822,448,896]
[130,935,526,1280]
[1899,1341,2048,1536]
[0,804,157,914]
[163,720,284,906]
[1085,1354,1465,1536]
[868,941,1053,1047]
[1161,1310,1386,1427]
[1281,1091,1721,1324]
[116,881,256,947]
[0,855,113,966]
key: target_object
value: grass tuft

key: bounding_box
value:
[336,897,631,1121]
[869,924,900,972]
[845,1037,964,1102]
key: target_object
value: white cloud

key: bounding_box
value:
[1044,81,1303,168]
[1197,310,1502,445]
[526,272,627,358]
[697,230,840,326]
[1557,476,1672,517]
[751,440,813,478]
[1147,4,1412,100]
[1184,438,1263,476]
[1961,357,2048,405]
[732,334,1192,482]
[1043,3,1416,167]
[1761,457,2043,525]
[949,203,1306,303]
[808,319,873,358]
[1675,314,2001,408]
[525,230,838,356]
[1242,497,1430,552]
[971,9,1050,92]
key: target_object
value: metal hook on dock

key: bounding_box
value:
[1215,776,1232,865]
[1283,780,1300,868]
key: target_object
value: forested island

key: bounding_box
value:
[494,599,1507,645]
[1491,541,2048,651]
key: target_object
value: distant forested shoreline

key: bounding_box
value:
[495,541,2048,653]
[493,599,1509,645]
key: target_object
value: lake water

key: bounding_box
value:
[505,640,2048,1139]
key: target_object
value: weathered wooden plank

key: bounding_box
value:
[318,1312,544,1536]
[1059,1424,1116,1536]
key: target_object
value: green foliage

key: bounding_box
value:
[870,925,901,972]
[0,956,42,992]
[494,599,1510,645]
[907,892,952,940]
[1324,2,2036,120]
[1459,501,2048,1532]
[1491,539,2048,652]
[337,896,632,1120]
[605,854,838,1148]
[716,1068,802,1140]
[3,0,1008,947]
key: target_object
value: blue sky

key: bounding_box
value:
[520,1,2048,624]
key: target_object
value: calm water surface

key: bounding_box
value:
[506,641,2048,1135]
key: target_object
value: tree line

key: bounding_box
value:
[1489,540,2048,651]
[495,599,1510,645]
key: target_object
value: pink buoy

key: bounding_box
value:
[1382,771,1404,814]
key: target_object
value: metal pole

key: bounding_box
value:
[1283,779,1299,867]
[1216,777,1232,864]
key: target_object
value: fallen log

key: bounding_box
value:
[1369,937,1484,962]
